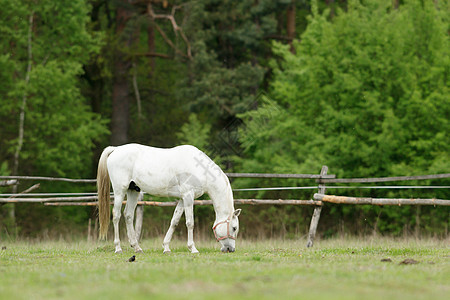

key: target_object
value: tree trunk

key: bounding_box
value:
[393,0,399,9]
[13,12,34,183]
[326,0,336,18]
[286,1,296,54]
[10,12,34,234]
[111,2,132,146]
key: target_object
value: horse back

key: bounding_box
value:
[106,144,223,197]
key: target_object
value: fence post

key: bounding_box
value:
[134,192,144,241]
[306,165,328,248]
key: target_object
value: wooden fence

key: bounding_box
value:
[1,169,449,247]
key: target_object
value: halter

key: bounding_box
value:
[212,216,235,241]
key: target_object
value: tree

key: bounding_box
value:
[240,0,449,176]
[0,0,107,177]
[0,0,108,235]
[111,0,133,146]
[237,0,449,235]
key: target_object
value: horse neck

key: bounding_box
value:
[207,174,234,221]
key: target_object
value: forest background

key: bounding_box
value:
[0,0,448,241]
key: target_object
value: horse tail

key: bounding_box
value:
[97,146,115,240]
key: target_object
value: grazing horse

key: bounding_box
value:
[97,143,241,254]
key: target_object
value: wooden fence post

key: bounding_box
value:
[134,192,144,241]
[306,165,328,248]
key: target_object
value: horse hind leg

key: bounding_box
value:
[112,191,125,254]
[162,200,184,254]
[125,190,143,253]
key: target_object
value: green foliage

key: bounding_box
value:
[237,0,449,235]
[176,113,212,151]
[241,0,449,178]
[0,0,108,177]
[0,0,448,239]
[0,0,108,238]
[177,0,288,125]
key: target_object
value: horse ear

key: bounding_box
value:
[234,209,241,217]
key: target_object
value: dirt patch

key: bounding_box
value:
[399,258,419,265]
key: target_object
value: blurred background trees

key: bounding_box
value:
[0,0,448,239]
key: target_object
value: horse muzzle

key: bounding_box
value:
[221,245,235,253]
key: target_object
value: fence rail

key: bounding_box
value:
[226,173,336,179]
[0,179,18,186]
[319,173,450,183]
[0,175,96,183]
[1,170,448,247]
[0,172,336,182]
[0,196,100,203]
[43,199,319,207]
[314,194,449,206]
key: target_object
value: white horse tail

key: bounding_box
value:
[97,146,115,240]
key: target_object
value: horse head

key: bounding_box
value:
[213,208,241,252]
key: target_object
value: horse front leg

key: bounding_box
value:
[162,200,184,254]
[125,190,143,253]
[183,192,199,254]
[112,192,124,254]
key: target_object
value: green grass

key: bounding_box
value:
[0,237,448,300]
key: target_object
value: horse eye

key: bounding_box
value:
[233,227,237,231]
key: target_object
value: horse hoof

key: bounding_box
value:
[163,250,171,254]
[115,249,123,254]
[191,249,200,254]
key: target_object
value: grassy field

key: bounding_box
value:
[0,237,448,300]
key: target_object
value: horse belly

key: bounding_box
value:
[134,176,204,199]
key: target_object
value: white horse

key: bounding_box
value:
[97,143,241,254]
